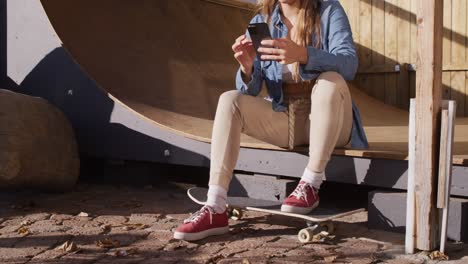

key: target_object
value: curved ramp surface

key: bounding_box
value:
[41,0,468,165]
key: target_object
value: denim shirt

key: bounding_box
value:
[235,0,369,149]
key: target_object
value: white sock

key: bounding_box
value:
[301,168,324,189]
[206,185,228,214]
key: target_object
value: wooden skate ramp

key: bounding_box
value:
[40,0,468,165]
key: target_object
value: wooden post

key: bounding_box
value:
[414,0,444,251]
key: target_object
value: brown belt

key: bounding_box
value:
[282,81,314,102]
[282,81,315,150]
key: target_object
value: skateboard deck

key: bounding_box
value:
[187,187,365,223]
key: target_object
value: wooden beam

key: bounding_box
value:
[413,0,444,251]
[408,63,468,72]
[357,64,400,74]
[201,0,256,11]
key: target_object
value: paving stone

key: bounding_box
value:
[234,249,280,259]
[106,230,150,246]
[146,229,173,242]
[235,238,294,259]
[49,213,75,223]
[195,243,226,256]
[22,213,52,223]
[217,238,265,257]
[62,219,103,236]
[58,253,107,264]
[0,213,52,234]
[269,255,323,263]
[335,238,380,257]
[218,257,269,264]
[146,221,177,235]
[0,259,30,264]
[69,235,110,254]
[163,239,199,252]
[93,215,128,226]
[139,257,177,264]
[385,259,423,264]
[32,247,68,260]
[94,255,146,264]
[14,231,72,251]
[0,217,29,234]
[126,237,165,258]
[0,247,40,261]
[28,220,69,233]
[151,250,195,264]
[0,237,19,248]
[66,231,146,256]
[128,213,161,225]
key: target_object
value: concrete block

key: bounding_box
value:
[368,191,468,242]
[228,173,297,202]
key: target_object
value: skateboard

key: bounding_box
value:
[187,187,365,243]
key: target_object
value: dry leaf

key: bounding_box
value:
[242,259,251,264]
[17,227,31,237]
[96,239,121,249]
[429,251,449,260]
[57,241,80,253]
[312,231,330,243]
[100,224,112,233]
[20,220,32,226]
[324,255,337,263]
[77,212,89,217]
[114,248,138,257]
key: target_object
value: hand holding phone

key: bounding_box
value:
[247,23,273,60]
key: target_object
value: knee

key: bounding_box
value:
[311,72,346,103]
[218,90,243,111]
[219,90,242,105]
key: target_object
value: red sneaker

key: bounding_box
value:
[173,205,229,241]
[281,181,319,214]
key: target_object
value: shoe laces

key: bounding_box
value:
[184,205,214,224]
[290,182,316,206]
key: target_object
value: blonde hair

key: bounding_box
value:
[257,0,322,81]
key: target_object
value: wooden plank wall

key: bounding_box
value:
[341,0,468,116]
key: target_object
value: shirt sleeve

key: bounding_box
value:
[235,60,263,96]
[235,15,264,96]
[299,2,358,81]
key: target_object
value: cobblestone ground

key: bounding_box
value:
[0,183,467,264]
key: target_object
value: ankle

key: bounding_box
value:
[301,168,324,189]
[206,185,228,214]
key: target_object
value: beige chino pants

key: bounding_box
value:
[209,71,353,190]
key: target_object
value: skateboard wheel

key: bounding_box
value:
[298,227,317,243]
[229,208,243,220]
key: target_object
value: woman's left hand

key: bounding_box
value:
[258,38,308,65]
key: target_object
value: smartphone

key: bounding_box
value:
[247,23,272,60]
